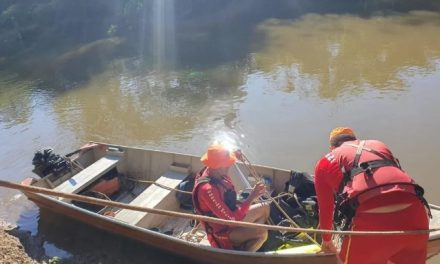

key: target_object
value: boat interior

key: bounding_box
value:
[30,143,317,250]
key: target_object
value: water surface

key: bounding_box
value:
[1,4,440,262]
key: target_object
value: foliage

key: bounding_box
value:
[41,256,61,264]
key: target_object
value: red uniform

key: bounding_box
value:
[315,139,429,263]
[193,168,251,249]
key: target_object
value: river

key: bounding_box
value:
[1,2,440,262]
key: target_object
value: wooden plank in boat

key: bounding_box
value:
[114,169,188,228]
[54,153,122,197]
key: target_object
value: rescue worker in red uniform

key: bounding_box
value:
[315,127,430,264]
[193,144,270,251]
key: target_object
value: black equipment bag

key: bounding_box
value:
[175,176,195,210]
[286,171,316,201]
[259,171,319,252]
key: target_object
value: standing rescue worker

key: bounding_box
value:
[315,127,430,263]
[192,144,270,251]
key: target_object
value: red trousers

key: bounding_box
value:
[339,195,429,264]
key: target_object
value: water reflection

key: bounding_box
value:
[0,73,33,128]
[52,62,247,145]
[255,11,440,99]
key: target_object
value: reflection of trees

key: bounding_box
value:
[255,11,440,99]
[52,64,246,144]
[36,37,124,86]
[3,0,440,87]
[0,74,32,127]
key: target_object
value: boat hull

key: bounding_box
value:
[25,191,337,264]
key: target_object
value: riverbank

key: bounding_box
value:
[0,215,188,264]
[0,220,38,264]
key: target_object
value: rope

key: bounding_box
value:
[237,152,320,245]
[2,179,438,236]
[178,223,206,243]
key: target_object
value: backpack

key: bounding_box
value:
[176,176,195,210]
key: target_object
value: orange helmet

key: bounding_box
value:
[329,127,356,146]
[201,144,237,169]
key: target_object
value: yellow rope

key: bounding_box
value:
[1,179,439,236]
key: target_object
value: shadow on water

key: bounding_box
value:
[19,208,194,263]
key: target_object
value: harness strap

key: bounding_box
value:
[353,140,366,169]
[414,184,433,218]
[342,140,402,181]
[337,140,366,194]
[346,142,402,170]
[350,159,398,178]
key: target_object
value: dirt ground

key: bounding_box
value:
[0,216,189,264]
[0,220,38,264]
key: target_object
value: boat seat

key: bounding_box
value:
[114,165,189,228]
[54,150,123,201]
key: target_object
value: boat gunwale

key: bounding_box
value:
[88,141,293,174]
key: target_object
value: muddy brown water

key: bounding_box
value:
[1,6,440,263]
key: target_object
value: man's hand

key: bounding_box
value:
[317,240,337,254]
[249,181,266,201]
[233,149,244,162]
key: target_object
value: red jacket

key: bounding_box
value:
[315,140,416,241]
[192,167,251,249]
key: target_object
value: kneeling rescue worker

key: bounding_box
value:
[315,127,430,263]
[192,144,270,251]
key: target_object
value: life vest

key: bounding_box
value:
[89,177,120,196]
[192,167,237,249]
[332,140,430,229]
